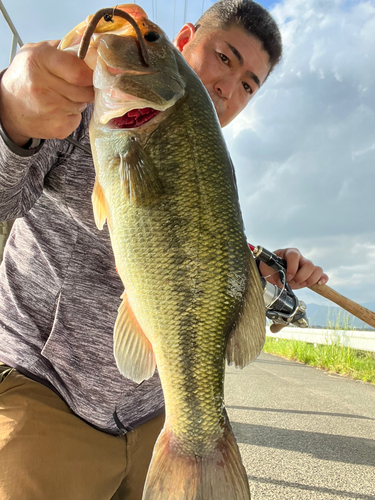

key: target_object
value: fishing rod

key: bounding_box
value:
[250,244,375,333]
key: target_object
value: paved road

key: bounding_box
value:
[225,352,375,500]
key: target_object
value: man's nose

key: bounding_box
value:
[213,79,235,100]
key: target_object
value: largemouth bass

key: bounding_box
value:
[61,5,265,499]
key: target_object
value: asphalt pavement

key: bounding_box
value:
[225,352,375,500]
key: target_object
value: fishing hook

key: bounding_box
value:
[104,4,120,23]
[78,7,150,66]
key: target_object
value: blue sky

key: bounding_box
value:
[0,0,276,65]
[1,0,375,315]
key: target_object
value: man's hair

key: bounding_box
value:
[196,0,282,73]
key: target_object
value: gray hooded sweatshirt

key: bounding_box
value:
[0,105,164,435]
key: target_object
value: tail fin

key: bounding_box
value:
[142,423,251,500]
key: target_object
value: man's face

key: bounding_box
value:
[174,24,271,127]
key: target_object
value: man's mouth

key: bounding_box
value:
[207,92,224,118]
[110,108,160,128]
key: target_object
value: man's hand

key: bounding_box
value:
[258,247,328,290]
[0,40,94,146]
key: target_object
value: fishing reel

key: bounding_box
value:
[250,245,309,332]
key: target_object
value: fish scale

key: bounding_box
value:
[69,4,267,499]
[112,96,245,448]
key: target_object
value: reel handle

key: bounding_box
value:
[269,323,287,334]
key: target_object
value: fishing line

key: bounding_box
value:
[264,269,287,310]
[184,0,188,24]
[202,0,205,15]
[173,0,176,38]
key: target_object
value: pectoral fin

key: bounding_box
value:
[226,251,266,367]
[92,178,108,230]
[114,292,156,383]
[119,138,163,204]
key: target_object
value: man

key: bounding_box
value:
[0,1,327,499]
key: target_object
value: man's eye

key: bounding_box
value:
[243,82,253,94]
[219,53,229,64]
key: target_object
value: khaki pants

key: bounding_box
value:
[0,366,164,500]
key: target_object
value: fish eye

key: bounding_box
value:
[144,31,161,42]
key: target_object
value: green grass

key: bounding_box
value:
[263,336,375,384]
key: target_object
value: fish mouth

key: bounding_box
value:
[110,107,160,129]
[95,88,178,126]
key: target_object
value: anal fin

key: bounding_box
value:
[226,250,266,367]
[114,292,156,383]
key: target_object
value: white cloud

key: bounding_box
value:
[1,0,374,310]
[225,0,375,305]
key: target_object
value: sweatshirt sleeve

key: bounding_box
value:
[0,121,67,221]
[0,66,75,221]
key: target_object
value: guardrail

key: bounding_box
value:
[266,326,375,353]
[0,0,23,261]
[0,0,23,64]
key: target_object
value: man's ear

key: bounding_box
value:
[174,23,196,52]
